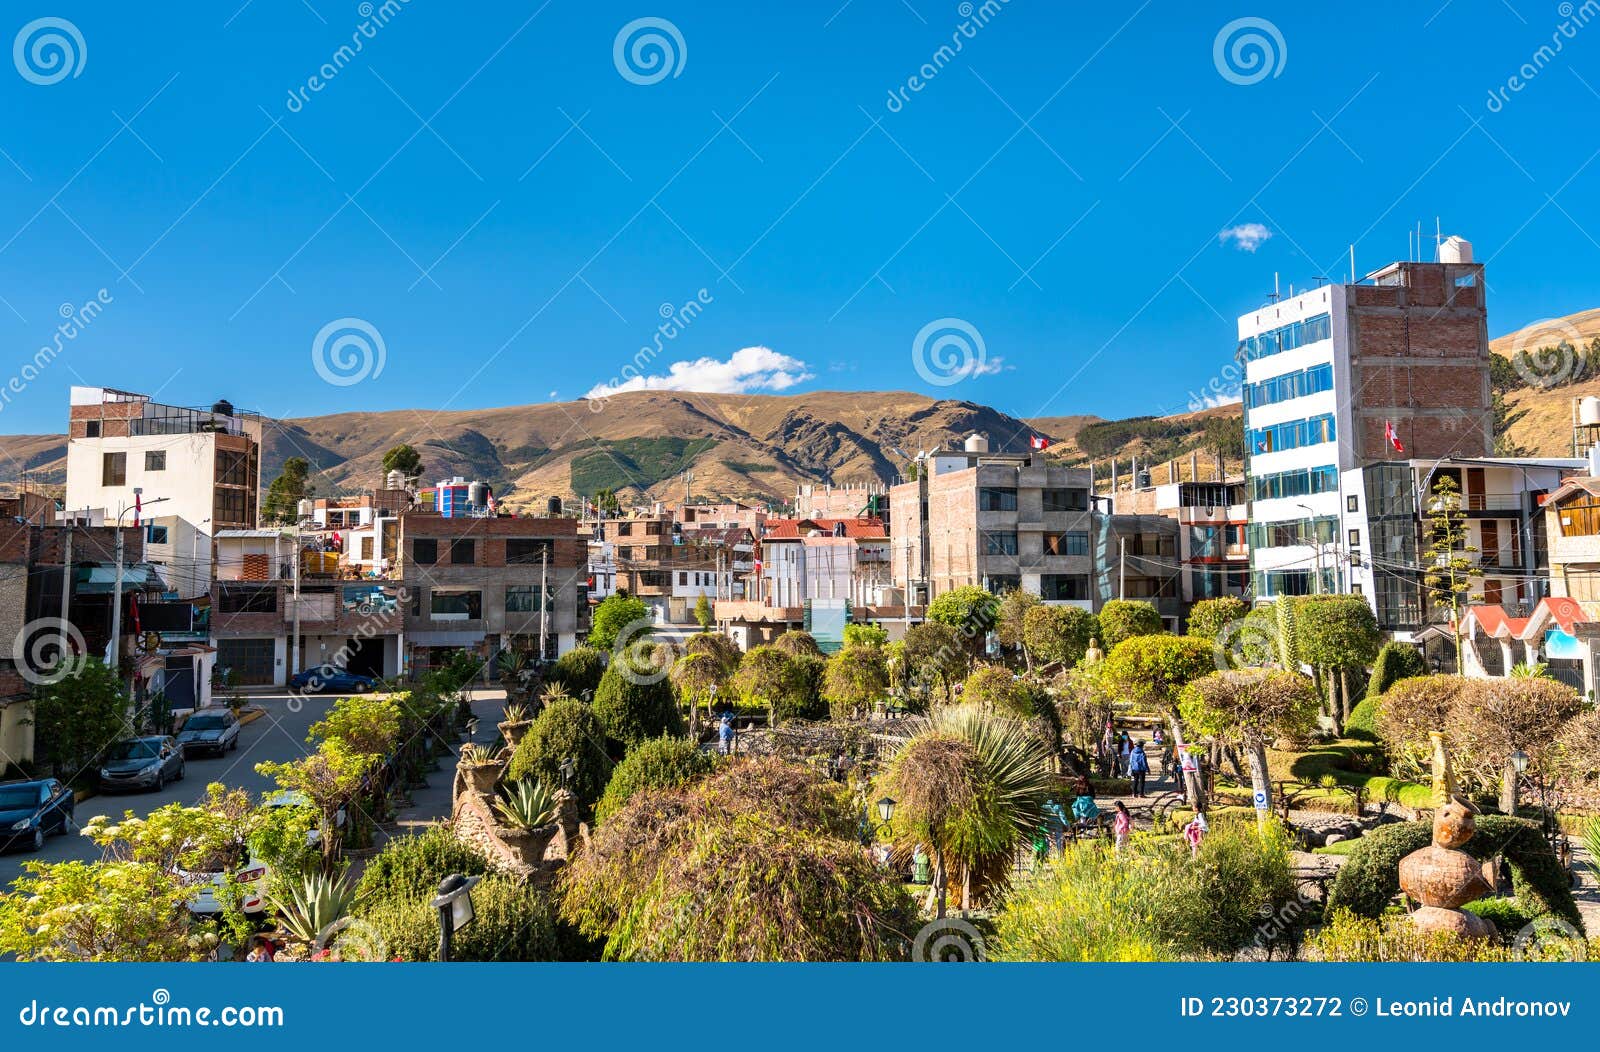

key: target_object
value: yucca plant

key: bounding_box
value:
[495,779,557,830]
[268,873,360,945]
[458,742,499,766]
[540,682,573,705]
[501,702,531,724]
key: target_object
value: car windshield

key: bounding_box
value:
[185,715,226,730]
[0,786,40,808]
[106,740,159,761]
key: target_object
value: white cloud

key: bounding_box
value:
[585,345,814,399]
[1219,222,1272,252]
[964,356,1006,378]
[1192,389,1243,409]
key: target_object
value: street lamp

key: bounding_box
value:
[110,490,169,670]
[559,756,576,789]
[875,795,896,827]
[1507,748,1530,816]
[1510,749,1529,774]
[430,873,480,961]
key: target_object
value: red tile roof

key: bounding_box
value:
[761,517,888,540]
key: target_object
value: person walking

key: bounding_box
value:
[1183,810,1209,857]
[1127,740,1150,798]
[717,712,736,756]
[1112,800,1132,855]
[1118,731,1132,777]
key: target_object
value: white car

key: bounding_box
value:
[182,792,338,917]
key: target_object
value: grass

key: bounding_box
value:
[1265,739,1434,810]
[570,436,719,496]
[1312,838,1362,856]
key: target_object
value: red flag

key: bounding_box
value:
[1384,420,1405,454]
[1029,436,1050,450]
[133,490,142,528]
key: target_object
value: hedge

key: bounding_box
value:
[1324,816,1583,933]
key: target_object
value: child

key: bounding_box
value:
[1183,810,1209,857]
[1112,800,1132,855]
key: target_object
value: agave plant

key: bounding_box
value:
[458,742,500,766]
[495,778,557,830]
[501,702,531,724]
[268,873,360,945]
[540,682,573,705]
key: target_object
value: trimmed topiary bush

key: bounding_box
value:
[772,630,822,658]
[1325,816,1583,932]
[1345,694,1380,742]
[358,874,592,961]
[1366,641,1426,700]
[547,646,606,698]
[508,698,612,807]
[783,653,829,722]
[596,736,716,822]
[354,825,492,910]
[1097,599,1163,648]
[591,653,684,749]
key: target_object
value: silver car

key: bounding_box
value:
[98,736,185,792]
[176,709,241,756]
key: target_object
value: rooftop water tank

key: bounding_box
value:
[468,481,490,508]
[964,433,989,453]
[296,498,314,520]
[211,399,235,416]
[385,469,406,490]
[1437,235,1473,264]
[547,496,562,516]
[1580,396,1600,427]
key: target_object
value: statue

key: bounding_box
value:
[1397,732,1495,938]
[1083,636,1104,665]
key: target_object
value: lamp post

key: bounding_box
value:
[559,756,576,790]
[1507,748,1529,816]
[430,873,480,962]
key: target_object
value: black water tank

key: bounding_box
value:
[212,399,235,416]
[547,496,562,516]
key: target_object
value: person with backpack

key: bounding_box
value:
[1127,740,1150,798]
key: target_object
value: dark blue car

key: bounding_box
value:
[288,665,380,694]
[0,778,74,853]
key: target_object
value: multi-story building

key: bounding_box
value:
[1240,241,1496,625]
[751,517,892,610]
[64,386,261,593]
[1110,477,1250,607]
[889,434,1097,608]
[587,515,748,626]
[793,483,889,527]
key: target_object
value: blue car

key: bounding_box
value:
[0,778,75,853]
[288,665,380,694]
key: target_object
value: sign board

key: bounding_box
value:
[1179,748,1198,774]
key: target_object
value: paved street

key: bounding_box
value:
[0,689,508,890]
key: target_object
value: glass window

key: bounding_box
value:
[1243,362,1334,409]
[979,488,1018,512]
[412,539,438,565]
[505,586,548,613]
[983,532,1018,556]
[1060,530,1089,556]
[430,590,481,620]
[145,524,169,545]
[145,450,166,471]
[449,539,475,565]
[85,420,100,438]
[1042,488,1088,512]
[1040,574,1088,601]
[1251,465,1339,502]
[1248,413,1337,455]
[102,452,126,486]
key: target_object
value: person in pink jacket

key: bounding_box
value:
[1112,800,1132,855]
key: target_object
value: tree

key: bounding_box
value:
[1097,599,1162,648]
[1367,641,1427,699]
[961,665,1030,716]
[1100,634,1216,805]
[877,706,1053,915]
[547,645,607,698]
[561,758,916,960]
[256,738,374,871]
[1422,475,1481,671]
[1181,669,1319,817]
[588,594,651,652]
[592,488,621,515]
[772,629,822,658]
[1186,597,1248,642]
[901,621,969,703]
[1288,594,1380,726]
[307,694,401,758]
[1021,604,1097,668]
[995,589,1040,667]
[263,456,315,524]
[381,443,424,484]
[1373,675,1475,782]
[844,623,889,648]
[508,698,613,808]
[0,860,210,961]
[821,644,889,720]
[28,657,128,776]
[591,653,684,750]
[1459,676,1583,813]
[733,646,808,724]
[693,594,714,631]
[924,585,999,660]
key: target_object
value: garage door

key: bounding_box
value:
[217,638,276,686]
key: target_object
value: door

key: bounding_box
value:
[1467,468,1486,510]
[1480,520,1500,568]
[1483,580,1503,606]
[163,657,196,709]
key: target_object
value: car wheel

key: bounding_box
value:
[155,770,165,791]
[176,762,186,782]
[29,827,43,852]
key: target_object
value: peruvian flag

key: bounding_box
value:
[1029,436,1050,450]
[1384,419,1405,454]
[133,490,142,528]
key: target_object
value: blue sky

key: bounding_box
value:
[0,0,1596,434]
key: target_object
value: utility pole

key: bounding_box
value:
[291,528,302,676]
[1118,536,1127,600]
[59,520,72,629]
[538,547,549,660]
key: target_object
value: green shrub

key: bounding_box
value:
[1097,599,1163,648]
[358,875,592,961]
[547,646,606,698]
[1309,909,1514,962]
[591,655,684,749]
[507,698,612,807]
[1462,896,1538,935]
[1345,695,1380,742]
[596,737,716,822]
[772,630,821,658]
[1325,816,1583,932]
[1366,641,1426,700]
[1186,597,1248,642]
[354,826,491,910]
[781,654,829,722]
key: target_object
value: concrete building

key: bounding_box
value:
[1111,478,1250,607]
[64,386,261,594]
[1241,243,1498,623]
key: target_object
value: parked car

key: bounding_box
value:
[288,665,380,694]
[185,791,335,918]
[175,708,241,756]
[98,736,185,792]
[0,778,74,853]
